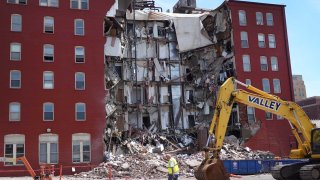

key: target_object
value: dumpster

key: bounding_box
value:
[261,159,309,173]
[223,160,262,175]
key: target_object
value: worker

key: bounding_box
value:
[165,154,179,180]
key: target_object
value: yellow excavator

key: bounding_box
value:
[194,77,320,180]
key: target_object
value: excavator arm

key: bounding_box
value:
[195,77,318,180]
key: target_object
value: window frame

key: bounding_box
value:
[11,14,22,32]
[262,78,270,93]
[43,44,54,62]
[273,78,281,93]
[238,10,247,26]
[242,55,251,72]
[265,112,273,120]
[266,13,274,26]
[43,71,54,89]
[39,134,58,164]
[39,0,59,7]
[4,134,25,166]
[260,56,268,71]
[75,103,86,121]
[75,46,85,63]
[256,12,263,25]
[10,43,21,61]
[9,102,21,121]
[75,72,85,90]
[72,133,91,163]
[70,0,89,10]
[271,56,279,71]
[258,33,265,48]
[7,0,27,5]
[268,34,276,48]
[44,16,54,33]
[245,79,251,85]
[240,31,249,48]
[74,19,85,36]
[10,70,21,89]
[43,102,54,121]
[247,106,255,123]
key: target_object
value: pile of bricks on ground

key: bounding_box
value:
[73,135,274,179]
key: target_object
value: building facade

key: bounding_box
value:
[296,96,320,120]
[292,75,307,101]
[228,0,294,156]
[0,0,113,176]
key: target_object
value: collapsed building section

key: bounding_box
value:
[104,1,243,153]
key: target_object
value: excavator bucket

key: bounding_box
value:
[194,157,230,180]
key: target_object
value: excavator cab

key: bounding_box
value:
[311,128,320,156]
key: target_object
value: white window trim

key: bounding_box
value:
[265,112,273,120]
[43,102,54,121]
[10,70,21,89]
[43,16,54,34]
[75,103,86,121]
[240,31,249,48]
[262,78,270,93]
[256,12,263,25]
[271,56,279,71]
[273,79,281,93]
[75,72,85,90]
[43,44,54,62]
[247,106,256,123]
[72,133,91,163]
[39,0,59,7]
[39,134,58,164]
[4,134,25,166]
[266,13,274,26]
[268,34,276,48]
[10,43,21,61]
[11,14,22,32]
[74,19,85,36]
[258,33,265,48]
[239,10,246,26]
[9,102,21,121]
[7,0,27,5]
[260,56,268,71]
[43,71,54,89]
[75,46,85,63]
[242,55,251,72]
[70,0,89,10]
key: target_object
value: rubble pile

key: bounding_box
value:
[74,135,274,179]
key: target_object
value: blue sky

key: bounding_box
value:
[155,0,320,97]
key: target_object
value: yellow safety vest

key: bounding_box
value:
[168,157,179,174]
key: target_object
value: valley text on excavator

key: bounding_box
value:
[194,77,320,180]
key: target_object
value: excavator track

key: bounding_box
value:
[300,164,320,180]
[271,162,309,180]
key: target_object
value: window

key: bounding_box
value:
[11,14,22,32]
[75,72,85,90]
[75,46,85,63]
[258,33,265,48]
[277,115,284,120]
[7,0,26,5]
[256,12,263,25]
[262,78,270,93]
[76,103,86,121]
[266,13,274,26]
[247,106,255,123]
[242,55,251,72]
[260,56,268,71]
[9,102,20,121]
[72,133,90,163]
[245,79,251,85]
[44,16,54,33]
[273,79,281,93]
[4,134,25,166]
[40,0,58,7]
[43,44,54,61]
[266,112,273,120]
[271,57,279,71]
[240,31,248,48]
[239,10,246,26]
[10,70,21,88]
[10,43,21,60]
[268,34,276,48]
[71,0,88,10]
[43,103,54,121]
[74,19,84,35]
[39,134,58,164]
[43,71,54,89]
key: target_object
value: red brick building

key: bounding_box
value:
[227,0,294,156]
[0,0,113,176]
